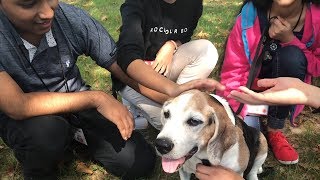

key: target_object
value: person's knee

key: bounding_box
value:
[140,110,162,130]
[191,39,218,71]
[123,132,156,179]
[26,115,71,153]
[6,115,70,153]
[193,39,218,57]
[278,45,307,80]
[11,116,71,179]
[279,45,307,67]
[97,132,156,179]
[14,115,71,170]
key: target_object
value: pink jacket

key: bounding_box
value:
[217,3,320,125]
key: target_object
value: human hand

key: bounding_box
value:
[152,41,176,76]
[269,16,295,43]
[96,93,134,140]
[171,78,225,97]
[195,164,244,180]
[228,77,308,106]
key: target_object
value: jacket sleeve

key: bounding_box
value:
[117,0,145,72]
[216,17,251,118]
[281,36,320,77]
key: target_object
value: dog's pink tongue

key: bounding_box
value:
[162,157,186,173]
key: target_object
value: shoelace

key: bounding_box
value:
[269,132,293,150]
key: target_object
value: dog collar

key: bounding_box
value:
[210,94,236,125]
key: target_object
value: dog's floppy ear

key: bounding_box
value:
[206,111,223,164]
[205,94,235,164]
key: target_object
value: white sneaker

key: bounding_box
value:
[122,98,149,129]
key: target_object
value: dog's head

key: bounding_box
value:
[155,89,235,173]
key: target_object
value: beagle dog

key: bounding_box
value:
[155,90,268,180]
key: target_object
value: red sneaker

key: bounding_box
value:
[268,131,299,165]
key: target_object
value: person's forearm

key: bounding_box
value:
[6,91,105,120]
[109,62,169,104]
[127,59,178,96]
[136,84,169,104]
[121,74,170,104]
[122,78,170,103]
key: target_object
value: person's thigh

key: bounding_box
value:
[76,109,156,179]
[259,45,307,80]
[120,86,163,130]
[276,45,307,80]
[167,39,218,84]
[1,115,71,179]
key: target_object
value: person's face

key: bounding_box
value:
[0,0,58,36]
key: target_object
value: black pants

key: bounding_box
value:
[258,45,307,129]
[0,109,156,180]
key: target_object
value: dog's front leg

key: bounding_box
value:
[179,169,191,180]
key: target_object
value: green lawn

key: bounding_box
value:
[0,0,319,179]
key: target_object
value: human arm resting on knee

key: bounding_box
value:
[0,71,133,140]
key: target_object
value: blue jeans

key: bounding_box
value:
[258,45,307,129]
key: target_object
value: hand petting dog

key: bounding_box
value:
[196,164,244,180]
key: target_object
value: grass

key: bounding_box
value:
[1,0,320,179]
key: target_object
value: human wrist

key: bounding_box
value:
[167,83,180,97]
[90,91,107,108]
[166,40,178,53]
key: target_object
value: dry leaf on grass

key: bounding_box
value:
[313,144,320,153]
[83,1,93,7]
[289,126,305,134]
[90,170,108,180]
[194,31,210,39]
[101,15,108,21]
[5,166,16,177]
[76,161,93,175]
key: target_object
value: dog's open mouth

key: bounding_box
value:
[161,146,198,173]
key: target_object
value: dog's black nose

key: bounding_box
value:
[155,138,174,155]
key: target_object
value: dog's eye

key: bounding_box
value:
[163,111,170,119]
[187,118,203,126]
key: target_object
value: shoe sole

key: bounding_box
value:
[267,145,299,165]
[267,135,299,166]
[278,159,299,165]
